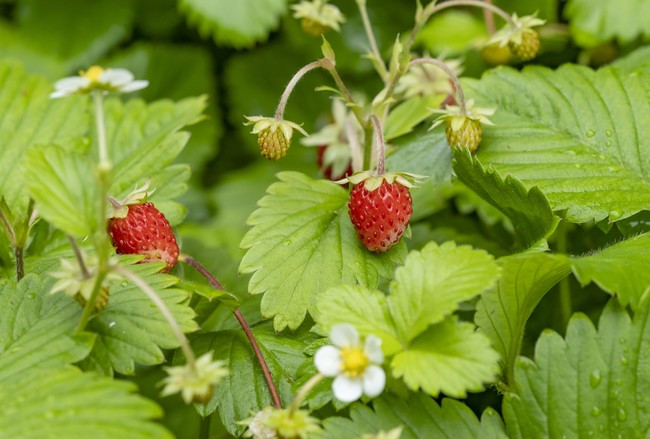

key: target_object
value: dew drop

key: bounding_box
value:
[618,408,628,421]
[565,149,577,155]
[606,130,612,137]
[590,370,602,388]
[109,321,116,328]
[606,140,613,147]
[619,338,627,344]
[591,406,602,416]
[26,292,35,300]
[620,356,629,366]
[586,129,596,137]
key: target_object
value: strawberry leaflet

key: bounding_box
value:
[240,172,407,331]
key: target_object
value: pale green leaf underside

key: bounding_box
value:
[179,0,289,48]
[81,261,198,376]
[565,0,650,47]
[321,393,506,439]
[0,275,92,382]
[0,60,87,216]
[464,64,650,224]
[571,232,650,309]
[389,241,500,342]
[0,367,171,439]
[24,145,99,237]
[503,300,650,438]
[392,317,500,398]
[475,252,572,386]
[453,148,559,249]
[240,172,406,331]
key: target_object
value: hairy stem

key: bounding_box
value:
[409,57,467,115]
[75,268,108,333]
[289,373,324,415]
[556,222,572,328]
[198,414,211,439]
[274,60,325,120]
[355,0,388,81]
[483,0,496,34]
[369,115,386,175]
[321,59,367,129]
[115,264,197,368]
[179,254,283,409]
[68,235,91,279]
[14,247,24,281]
[92,90,109,166]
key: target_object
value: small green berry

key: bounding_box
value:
[258,127,290,160]
[481,43,512,66]
[445,118,483,152]
[509,30,540,61]
[300,17,329,36]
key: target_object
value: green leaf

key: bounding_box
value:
[463,64,650,224]
[0,274,93,381]
[474,252,571,387]
[314,285,402,355]
[571,233,650,309]
[613,46,650,74]
[384,95,443,141]
[189,324,312,435]
[453,148,560,250]
[103,96,205,223]
[503,299,650,437]
[0,60,88,217]
[23,145,99,237]
[391,317,500,398]
[564,0,650,47]
[389,241,500,342]
[179,0,289,48]
[321,392,507,439]
[16,0,134,71]
[240,172,406,331]
[0,366,172,439]
[81,261,198,376]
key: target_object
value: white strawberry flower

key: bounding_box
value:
[50,65,148,98]
[314,323,386,403]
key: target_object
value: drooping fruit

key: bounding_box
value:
[258,127,290,160]
[108,202,179,272]
[481,43,512,66]
[509,30,540,61]
[445,117,483,152]
[348,178,413,253]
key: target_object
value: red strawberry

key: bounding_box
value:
[348,179,413,252]
[108,202,179,272]
[317,145,353,181]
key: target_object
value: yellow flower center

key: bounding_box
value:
[340,346,369,378]
[82,66,104,83]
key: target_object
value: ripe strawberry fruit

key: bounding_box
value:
[348,179,413,253]
[108,202,179,272]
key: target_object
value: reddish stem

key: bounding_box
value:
[179,254,283,409]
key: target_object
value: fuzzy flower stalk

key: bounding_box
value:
[315,323,386,402]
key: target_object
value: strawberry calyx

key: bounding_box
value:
[336,170,424,192]
[107,180,155,219]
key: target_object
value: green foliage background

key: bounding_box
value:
[0,0,649,437]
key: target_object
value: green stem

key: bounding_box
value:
[198,415,211,439]
[409,57,467,114]
[321,59,367,129]
[556,222,572,328]
[67,235,90,278]
[14,246,24,281]
[115,264,197,368]
[289,373,324,415]
[179,254,283,409]
[355,0,388,81]
[75,268,107,333]
[369,115,386,175]
[274,60,325,120]
[92,91,109,166]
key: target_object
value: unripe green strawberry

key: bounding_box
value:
[445,117,483,152]
[509,30,540,61]
[348,179,412,253]
[481,43,512,66]
[258,127,290,160]
[301,17,329,36]
[108,202,179,272]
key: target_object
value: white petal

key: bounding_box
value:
[330,323,359,348]
[49,89,71,99]
[314,345,342,376]
[101,68,134,86]
[364,335,384,364]
[332,375,363,403]
[362,365,386,398]
[119,80,149,93]
[54,76,89,92]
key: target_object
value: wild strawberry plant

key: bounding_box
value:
[0,0,649,438]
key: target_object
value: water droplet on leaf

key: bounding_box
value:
[586,129,596,137]
[591,406,602,416]
[590,370,602,388]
